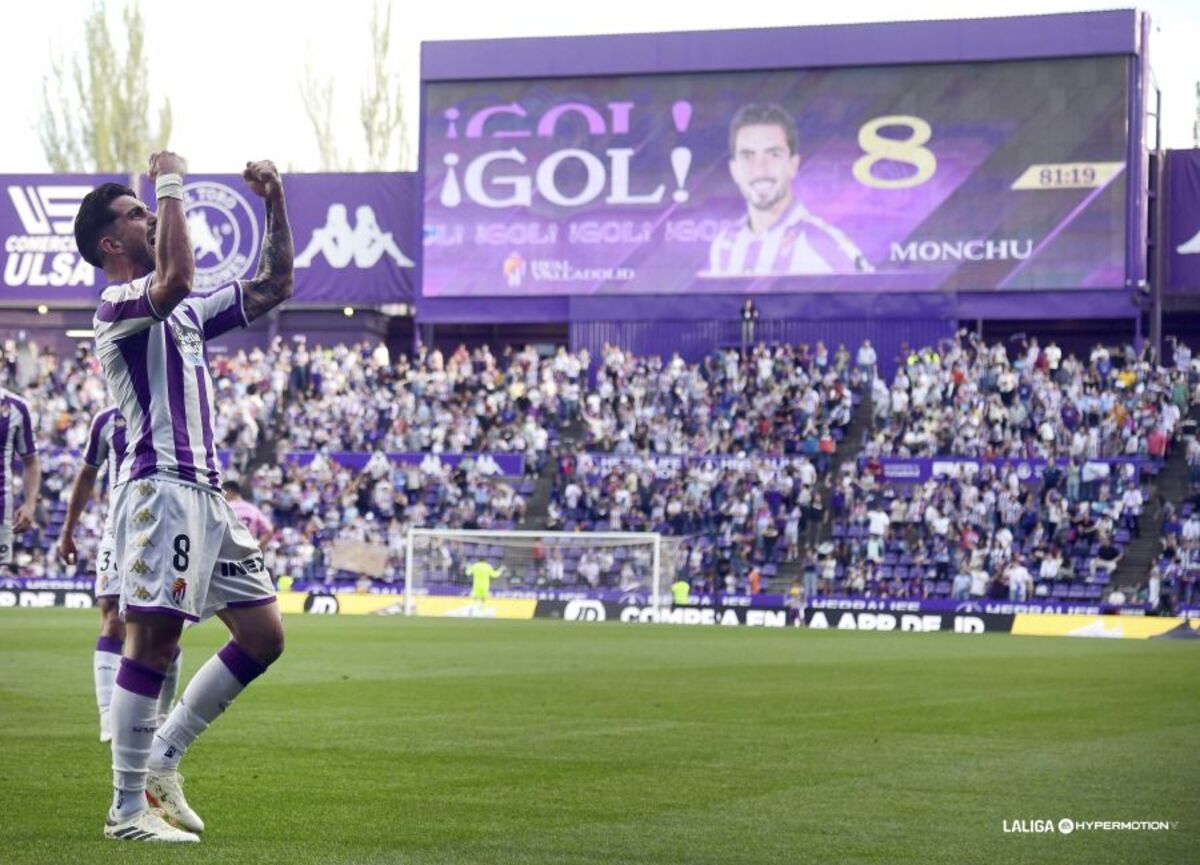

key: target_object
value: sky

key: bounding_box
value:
[1,0,1197,173]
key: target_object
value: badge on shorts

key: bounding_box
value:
[171,578,188,604]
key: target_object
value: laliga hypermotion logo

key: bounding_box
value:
[436,100,694,209]
[3,185,96,288]
[183,181,259,291]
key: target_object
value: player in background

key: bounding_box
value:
[0,385,40,569]
[74,150,293,843]
[466,558,503,615]
[58,405,183,742]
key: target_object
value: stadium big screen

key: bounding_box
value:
[422,56,1129,298]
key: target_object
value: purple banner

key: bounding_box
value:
[138,173,418,304]
[1167,149,1200,293]
[281,451,525,475]
[1,174,125,304]
[863,457,1142,486]
[422,57,1128,298]
[585,452,818,479]
[1,173,418,306]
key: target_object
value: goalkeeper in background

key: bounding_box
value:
[467,559,503,615]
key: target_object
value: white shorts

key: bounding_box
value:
[114,477,274,622]
[0,526,12,566]
[94,533,120,598]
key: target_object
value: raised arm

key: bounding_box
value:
[241,160,294,323]
[56,463,99,564]
[147,150,195,318]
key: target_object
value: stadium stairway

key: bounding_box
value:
[520,413,586,530]
[766,381,875,593]
[1112,404,1200,590]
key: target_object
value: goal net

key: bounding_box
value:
[403,529,677,616]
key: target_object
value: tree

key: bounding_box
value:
[360,0,409,171]
[38,1,171,173]
[300,46,349,172]
[301,0,410,172]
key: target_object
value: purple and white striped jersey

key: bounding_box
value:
[83,405,130,533]
[92,274,248,493]
[706,200,873,277]
[0,388,37,528]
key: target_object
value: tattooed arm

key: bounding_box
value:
[241,160,294,323]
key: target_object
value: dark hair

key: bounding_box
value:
[74,183,136,269]
[222,480,242,497]
[728,103,798,158]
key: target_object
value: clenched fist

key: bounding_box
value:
[149,150,188,180]
[243,160,283,200]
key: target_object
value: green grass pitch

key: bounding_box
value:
[0,609,1195,865]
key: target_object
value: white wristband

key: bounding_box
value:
[155,173,184,201]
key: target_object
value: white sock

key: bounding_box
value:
[109,658,164,820]
[157,648,183,719]
[150,641,266,772]
[94,636,123,736]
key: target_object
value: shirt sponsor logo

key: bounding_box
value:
[168,317,204,366]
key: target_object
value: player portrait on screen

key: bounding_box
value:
[706,103,873,278]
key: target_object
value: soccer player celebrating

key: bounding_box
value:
[58,405,183,743]
[74,151,294,843]
[0,385,40,568]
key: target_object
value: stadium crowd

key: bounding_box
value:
[583,342,863,455]
[867,332,1188,461]
[3,331,1197,607]
[276,340,568,472]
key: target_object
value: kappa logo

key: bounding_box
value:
[170,578,187,604]
[183,181,259,290]
[136,532,153,548]
[3,185,96,288]
[130,560,151,576]
[134,509,154,524]
[132,584,153,600]
[137,481,154,496]
[295,203,414,269]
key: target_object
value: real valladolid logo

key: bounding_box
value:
[184,181,259,291]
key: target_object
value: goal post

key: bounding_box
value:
[403,528,674,617]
